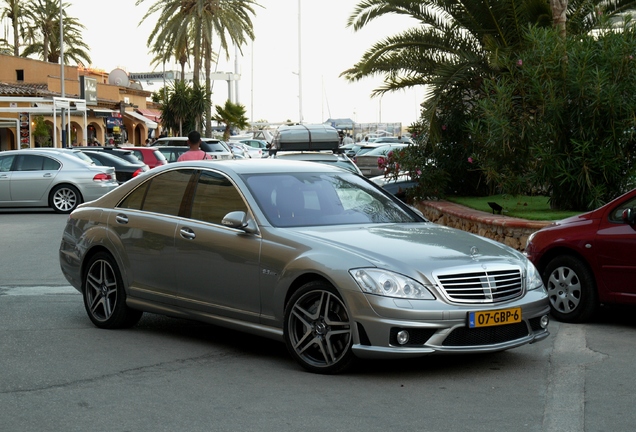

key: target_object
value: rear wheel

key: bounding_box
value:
[49,184,81,213]
[543,255,598,323]
[82,252,142,329]
[284,282,354,374]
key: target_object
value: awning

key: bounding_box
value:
[124,110,158,128]
[90,108,116,118]
[136,108,162,123]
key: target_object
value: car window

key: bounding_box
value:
[609,196,636,222]
[119,169,194,216]
[0,155,15,172]
[202,141,230,153]
[16,155,47,171]
[244,172,417,227]
[189,170,248,224]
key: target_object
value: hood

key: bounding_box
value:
[292,222,526,275]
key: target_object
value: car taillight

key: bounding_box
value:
[93,173,113,181]
[132,168,144,177]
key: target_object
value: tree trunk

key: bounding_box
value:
[12,15,19,56]
[205,34,213,138]
[550,0,568,38]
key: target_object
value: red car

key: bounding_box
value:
[120,146,168,169]
[525,188,636,322]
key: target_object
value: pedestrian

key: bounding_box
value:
[342,133,354,145]
[177,130,212,161]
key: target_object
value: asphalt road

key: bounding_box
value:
[1,211,636,432]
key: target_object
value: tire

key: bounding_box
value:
[283,281,355,374]
[49,184,81,213]
[82,252,143,329]
[543,255,598,323]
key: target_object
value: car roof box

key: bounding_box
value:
[273,124,340,151]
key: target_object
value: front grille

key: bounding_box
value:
[442,322,529,346]
[435,267,523,304]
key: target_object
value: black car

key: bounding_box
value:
[74,147,145,165]
[80,150,149,183]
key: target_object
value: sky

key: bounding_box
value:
[62,0,424,127]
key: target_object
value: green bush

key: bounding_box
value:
[469,23,636,210]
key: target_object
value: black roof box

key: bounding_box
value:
[273,124,340,151]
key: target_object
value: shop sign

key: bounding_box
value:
[19,112,30,148]
[107,117,123,128]
[80,76,98,105]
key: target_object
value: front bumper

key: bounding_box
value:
[344,288,550,359]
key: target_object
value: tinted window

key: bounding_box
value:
[119,169,194,216]
[16,155,46,171]
[0,155,15,172]
[201,141,230,153]
[190,171,247,224]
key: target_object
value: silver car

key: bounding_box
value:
[59,159,549,374]
[274,151,363,175]
[0,148,119,213]
[354,144,408,177]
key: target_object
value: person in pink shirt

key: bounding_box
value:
[177,130,212,161]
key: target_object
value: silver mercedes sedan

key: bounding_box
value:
[1,148,119,213]
[59,159,550,374]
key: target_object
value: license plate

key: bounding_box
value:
[468,307,522,328]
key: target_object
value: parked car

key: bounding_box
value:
[238,139,268,158]
[525,188,636,323]
[354,144,408,177]
[370,173,418,202]
[373,136,414,145]
[228,142,252,159]
[152,137,233,160]
[119,146,168,169]
[80,150,149,183]
[273,151,362,175]
[59,159,549,374]
[74,146,143,165]
[0,148,118,213]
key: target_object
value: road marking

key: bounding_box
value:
[543,323,608,432]
[0,286,79,296]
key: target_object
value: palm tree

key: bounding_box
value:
[342,0,636,134]
[21,0,91,64]
[137,0,258,135]
[1,0,24,56]
[212,100,249,141]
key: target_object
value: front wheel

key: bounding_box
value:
[49,184,81,213]
[284,282,354,374]
[82,252,143,329]
[543,255,598,323]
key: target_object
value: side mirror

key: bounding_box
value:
[222,211,259,234]
[622,208,636,225]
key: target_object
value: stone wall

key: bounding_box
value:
[415,200,553,252]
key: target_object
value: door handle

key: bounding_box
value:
[179,227,196,240]
[43,173,52,178]
[115,214,128,224]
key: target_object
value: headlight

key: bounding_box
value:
[350,269,435,300]
[525,261,544,291]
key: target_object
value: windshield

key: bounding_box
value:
[244,172,418,227]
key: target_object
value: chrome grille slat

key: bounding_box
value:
[435,267,523,304]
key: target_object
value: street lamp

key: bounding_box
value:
[297,0,303,123]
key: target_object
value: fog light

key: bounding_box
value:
[540,315,549,329]
[396,330,410,345]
